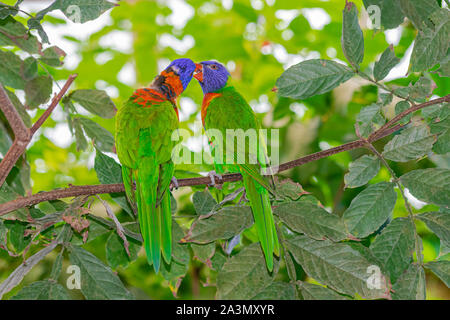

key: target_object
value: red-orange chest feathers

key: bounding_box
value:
[131,88,179,120]
[201,93,221,126]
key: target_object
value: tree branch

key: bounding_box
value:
[0,94,448,216]
[0,85,30,141]
[0,75,77,187]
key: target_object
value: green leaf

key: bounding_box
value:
[0,50,24,89]
[94,151,122,185]
[416,211,450,247]
[160,220,189,284]
[0,121,12,155]
[216,243,277,299]
[430,115,450,154]
[382,124,436,162]
[392,263,426,300]
[192,190,217,215]
[373,45,400,81]
[395,100,411,125]
[24,75,53,109]
[0,2,22,19]
[370,217,415,282]
[106,232,140,269]
[0,183,28,220]
[11,280,70,300]
[211,249,227,271]
[343,182,397,238]
[0,219,7,244]
[276,59,353,100]
[425,260,450,287]
[5,220,30,253]
[379,92,393,106]
[298,282,350,300]
[344,155,380,188]
[68,245,134,300]
[400,168,450,207]
[251,282,297,300]
[275,201,348,241]
[399,0,440,31]
[0,15,26,37]
[21,57,38,81]
[356,103,385,137]
[77,117,115,152]
[70,89,116,118]
[39,46,66,67]
[36,0,117,24]
[341,2,364,68]
[183,206,253,243]
[436,57,450,77]
[50,249,64,280]
[27,18,49,44]
[422,102,447,120]
[285,235,390,299]
[71,116,88,151]
[0,16,40,53]
[274,179,307,202]
[191,243,215,265]
[410,77,436,102]
[410,9,450,72]
[94,150,133,216]
[362,0,405,29]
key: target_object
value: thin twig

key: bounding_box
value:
[30,74,77,135]
[96,195,131,256]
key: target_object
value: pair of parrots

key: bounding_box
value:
[115,59,279,273]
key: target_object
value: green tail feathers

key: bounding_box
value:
[242,174,279,272]
[133,162,172,273]
[159,191,172,264]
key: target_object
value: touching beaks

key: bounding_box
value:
[193,63,203,82]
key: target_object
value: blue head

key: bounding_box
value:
[193,61,230,93]
[160,58,196,94]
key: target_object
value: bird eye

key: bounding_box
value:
[209,64,218,70]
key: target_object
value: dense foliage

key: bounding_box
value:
[0,0,449,300]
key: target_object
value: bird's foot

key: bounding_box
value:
[207,171,222,187]
[171,176,179,190]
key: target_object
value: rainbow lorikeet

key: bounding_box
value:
[193,61,280,271]
[115,58,196,272]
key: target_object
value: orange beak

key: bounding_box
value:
[193,63,203,82]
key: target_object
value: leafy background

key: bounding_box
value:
[0,0,449,299]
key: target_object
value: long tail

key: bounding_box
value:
[159,190,172,264]
[133,162,172,273]
[242,173,279,272]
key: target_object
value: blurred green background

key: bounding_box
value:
[0,0,448,299]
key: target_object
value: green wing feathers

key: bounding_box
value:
[205,86,280,271]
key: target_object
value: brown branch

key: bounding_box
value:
[0,85,30,141]
[371,95,450,141]
[0,75,77,187]
[0,94,447,216]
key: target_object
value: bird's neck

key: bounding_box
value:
[201,92,222,126]
[150,69,184,101]
[131,87,179,120]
